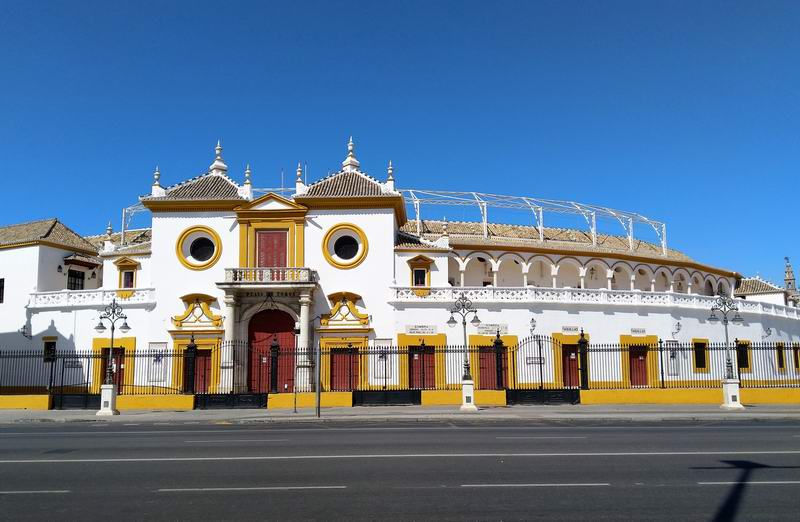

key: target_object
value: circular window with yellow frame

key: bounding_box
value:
[322,223,369,269]
[176,225,222,271]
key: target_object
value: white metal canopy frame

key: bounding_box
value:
[121,187,667,255]
[400,189,668,255]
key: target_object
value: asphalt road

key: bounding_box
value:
[0,420,799,521]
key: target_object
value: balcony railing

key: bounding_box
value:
[28,288,156,309]
[391,286,800,320]
[224,267,313,284]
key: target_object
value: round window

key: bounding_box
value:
[190,237,215,262]
[322,223,368,269]
[176,226,222,271]
[333,235,358,260]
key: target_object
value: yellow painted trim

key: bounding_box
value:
[740,388,800,404]
[171,337,222,393]
[468,335,519,390]
[0,240,97,256]
[246,221,301,268]
[236,192,309,212]
[550,332,591,389]
[142,199,242,212]
[322,223,369,270]
[294,194,408,226]
[407,255,433,293]
[736,339,752,373]
[116,395,195,410]
[319,337,369,391]
[239,222,249,267]
[267,392,353,409]
[419,390,507,406]
[0,395,51,410]
[175,225,223,271]
[620,334,659,388]
[581,389,721,405]
[90,337,136,393]
[320,294,369,327]
[397,333,449,390]
[171,297,223,328]
[691,338,710,373]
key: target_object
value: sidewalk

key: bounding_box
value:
[2,403,800,425]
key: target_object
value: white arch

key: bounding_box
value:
[237,301,299,341]
[584,258,611,289]
[632,264,655,291]
[610,261,635,290]
[671,268,692,294]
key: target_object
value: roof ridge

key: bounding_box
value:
[0,217,58,231]
[308,168,383,187]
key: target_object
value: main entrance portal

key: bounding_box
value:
[248,309,296,393]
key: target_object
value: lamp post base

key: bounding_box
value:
[720,378,745,410]
[96,384,119,416]
[460,379,478,412]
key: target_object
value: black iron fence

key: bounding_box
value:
[1,338,798,397]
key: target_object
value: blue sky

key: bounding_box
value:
[1,1,797,283]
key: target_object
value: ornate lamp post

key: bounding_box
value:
[447,292,481,411]
[93,299,131,416]
[707,293,744,409]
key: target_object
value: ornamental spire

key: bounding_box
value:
[341,136,360,172]
[209,139,228,174]
[786,257,796,292]
[386,160,395,191]
[296,162,303,181]
[105,221,113,237]
[244,164,252,185]
[152,165,161,187]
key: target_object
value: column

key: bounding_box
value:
[220,294,237,393]
[459,269,465,287]
[492,270,498,287]
[296,290,313,392]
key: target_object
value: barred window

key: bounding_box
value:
[67,269,85,290]
[776,343,786,371]
[0,278,4,303]
[693,342,707,370]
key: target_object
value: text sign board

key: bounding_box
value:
[630,328,647,336]
[526,356,545,365]
[406,325,438,335]
[477,324,508,336]
[562,326,580,334]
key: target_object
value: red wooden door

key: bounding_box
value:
[248,310,296,393]
[100,348,125,391]
[629,346,648,387]
[194,350,212,393]
[409,346,435,389]
[256,231,287,268]
[562,345,579,388]
[478,347,508,389]
[331,348,359,391]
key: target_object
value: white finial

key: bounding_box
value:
[296,162,303,181]
[152,165,161,187]
[209,140,228,174]
[244,164,252,185]
[341,136,360,172]
[105,221,113,237]
[387,160,394,180]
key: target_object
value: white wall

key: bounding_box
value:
[0,246,39,341]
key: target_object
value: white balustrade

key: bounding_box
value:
[391,286,800,320]
[224,267,312,283]
[28,288,156,309]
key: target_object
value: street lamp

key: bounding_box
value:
[708,293,744,409]
[94,299,130,416]
[447,292,480,411]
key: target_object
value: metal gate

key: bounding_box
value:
[506,335,582,404]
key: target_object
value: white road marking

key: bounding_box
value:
[0,490,70,495]
[699,481,800,486]
[2,450,800,464]
[157,486,346,492]
[184,439,288,443]
[495,435,586,440]
[462,483,608,488]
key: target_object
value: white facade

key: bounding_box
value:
[1,141,798,396]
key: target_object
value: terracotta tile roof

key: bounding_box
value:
[63,252,103,266]
[394,231,450,252]
[734,277,785,296]
[85,228,152,257]
[399,220,694,262]
[302,170,392,198]
[0,218,98,253]
[141,172,244,201]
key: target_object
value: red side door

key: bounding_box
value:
[409,346,435,389]
[629,346,648,387]
[256,231,287,268]
[194,350,212,393]
[100,348,125,391]
[562,345,579,388]
[331,348,359,391]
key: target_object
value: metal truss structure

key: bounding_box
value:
[400,189,668,255]
[121,187,667,255]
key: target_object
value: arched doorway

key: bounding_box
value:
[248,309,296,393]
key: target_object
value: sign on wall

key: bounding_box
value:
[562,326,580,334]
[406,325,438,335]
[526,356,545,365]
[630,328,647,336]
[477,323,509,336]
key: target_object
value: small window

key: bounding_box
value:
[736,342,751,372]
[0,278,4,303]
[122,270,135,289]
[693,342,708,371]
[67,269,85,290]
[413,268,427,287]
[776,343,786,371]
[189,237,215,262]
[43,339,56,362]
[793,345,800,370]
[333,235,359,260]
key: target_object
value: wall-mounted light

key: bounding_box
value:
[529,317,537,334]
[57,265,62,273]
[90,271,97,279]
[762,327,772,340]
[671,321,682,338]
